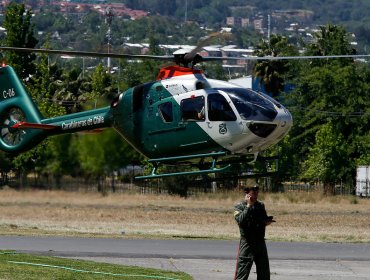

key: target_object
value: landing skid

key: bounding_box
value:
[135,151,231,180]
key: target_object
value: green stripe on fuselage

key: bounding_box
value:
[112,81,223,158]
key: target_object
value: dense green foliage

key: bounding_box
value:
[25,10,212,52]
[275,25,369,193]
[2,2,37,78]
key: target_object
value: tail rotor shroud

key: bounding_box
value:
[0,107,27,147]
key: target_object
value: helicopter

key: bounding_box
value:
[0,42,367,179]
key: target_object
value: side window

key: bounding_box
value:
[208,94,237,121]
[158,102,173,122]
[180,96,205,121]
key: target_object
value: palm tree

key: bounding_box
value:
[253,35,297,97]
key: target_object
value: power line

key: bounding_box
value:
[287,106,370,117]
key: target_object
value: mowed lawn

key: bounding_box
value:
[0,251,192,280]
[0,188,369,243]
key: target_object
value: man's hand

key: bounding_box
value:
[265,216,276,226]
[265,220,273,226]
[245,193,255,207]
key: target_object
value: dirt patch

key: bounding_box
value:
[0,189,369,242]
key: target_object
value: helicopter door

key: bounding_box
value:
[202,92,244,151]
[146,98,181,155]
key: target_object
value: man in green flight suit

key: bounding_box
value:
[234,186,274,280]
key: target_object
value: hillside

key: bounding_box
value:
[122,0,370,46]
[123,0,370,26]
[1,0,369,50]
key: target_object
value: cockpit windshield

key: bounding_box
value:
[219,88,277,122]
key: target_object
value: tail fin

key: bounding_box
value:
[0,65,46,153]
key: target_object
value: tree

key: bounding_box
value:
[66,64,143,192]
[82,11,101,34]
[2,2,38,78]
[202,62,227,80]
[153,0,178,17]
[11,50,67,188]
[302,123,347,195]
[90,63,112,102]
[0,152,12,186]
[355,131,370,166]
[53,65,91,113]
[27,50,65,117]
[72,128,143,193]
[306,24,355,67]
[308,24,355,56]
[288,62,370,186]
[44,134,78,189]
[287,24,370,189]
[253,34,298,97]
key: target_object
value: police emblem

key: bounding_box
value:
[219,123,227,134]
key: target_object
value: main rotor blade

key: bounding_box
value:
[1,46,369,62]
[0,46,173,60]
[203,54,370,61]
[183,32,221,63]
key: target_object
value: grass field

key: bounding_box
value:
[0,188,369,243]
[0,251,192,280]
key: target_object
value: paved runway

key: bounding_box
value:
[0,236,369,279]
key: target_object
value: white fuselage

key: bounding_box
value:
[160,73,293,156]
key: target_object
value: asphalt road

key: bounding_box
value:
[0,236,369,280]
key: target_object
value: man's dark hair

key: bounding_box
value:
[243,186,259,193]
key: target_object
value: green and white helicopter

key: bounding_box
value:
[0,43,366,179]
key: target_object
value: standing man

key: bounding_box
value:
[234,186,274,280]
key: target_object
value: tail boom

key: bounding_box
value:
[0,65,113,154]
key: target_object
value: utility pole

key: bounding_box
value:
[267,14,271,45]
[185,0,188,22]
[105,7,114,73]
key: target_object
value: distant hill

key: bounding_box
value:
[122,0,370,46]
[123,0,370,27]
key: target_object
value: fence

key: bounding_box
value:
[0,172,356,196]
[282,181,355,196]
[0,172,221,196]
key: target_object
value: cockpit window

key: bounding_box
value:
[220,88,277,121]
[158,102,173,122]
[181,96,205,121]
[208,94,237,121]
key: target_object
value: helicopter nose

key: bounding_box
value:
[274,107,293,139]
[246,107,292,140]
